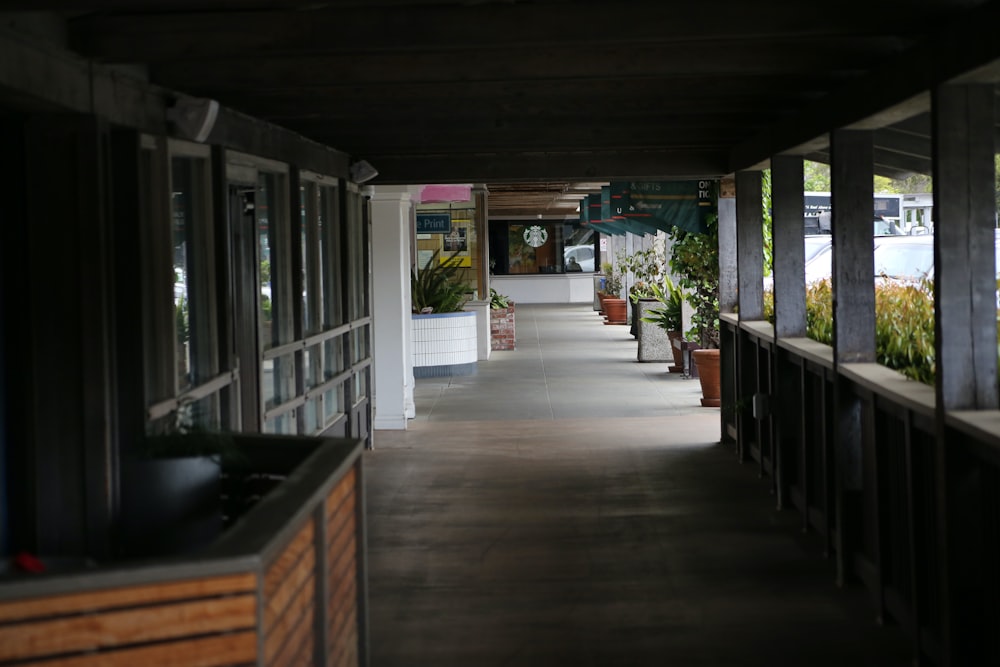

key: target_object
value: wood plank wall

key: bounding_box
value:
[263,518,317,666]
[0,574,257,666]
[326,466,359,667]
[0,451,363,667]
[325,467,359,667]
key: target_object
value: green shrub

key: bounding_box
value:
[641,276,684,332]
[411,250,471,314]
[489,288,512,309]
[765,278,936,384]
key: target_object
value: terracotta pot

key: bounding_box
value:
[691,348,721,407]
[597,292,608,315]
[667,330,685,373]
[602,297,628,325]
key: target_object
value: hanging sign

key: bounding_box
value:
[612,180,717,234]
[416,212,452,234]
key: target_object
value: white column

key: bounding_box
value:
[369,185,418,430]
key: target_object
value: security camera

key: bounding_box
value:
[167,97,220,143]
[350,160,379,184]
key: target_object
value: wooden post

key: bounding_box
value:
[771,155,807,510]
[830,129,875,588]
[771,156,806,338]
[735,171,763,463]
[718,177,737,315]
[736,170,764,321]
[931,83,997,667]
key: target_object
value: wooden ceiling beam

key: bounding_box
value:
[730,1,1000,171]
[146,38,899,91]
[68,1,941,63]
[364,149,729,185]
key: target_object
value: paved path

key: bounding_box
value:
[365,304,911,666]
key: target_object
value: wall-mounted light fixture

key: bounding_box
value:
[350,160,379,184]
[166,97,219,143]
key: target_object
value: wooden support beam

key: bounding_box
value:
[933,84,998,411]
[736,170,764,322]
[831,130,875,364]
[730,1,1000,171]
[717,178,738,315]
[829,129,874,590]
[930,84,998,667]
[367,149,729,185]
[771,155,806,338]
[69,2,931,63]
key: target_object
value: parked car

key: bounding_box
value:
[763,235,832,290]
[564,244,595,272]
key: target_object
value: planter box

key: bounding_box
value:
[637,300,671,362]
[490,305,516,350]
[412,311,478,377]
[0,435,367,667]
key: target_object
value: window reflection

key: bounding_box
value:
[171,160,195,391]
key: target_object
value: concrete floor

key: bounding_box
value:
[365,304,912,666]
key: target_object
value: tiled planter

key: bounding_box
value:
[490,305,516,350]
[412,311,478,377]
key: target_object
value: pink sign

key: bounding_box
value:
[419,184,472,204]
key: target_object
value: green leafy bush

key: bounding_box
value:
[669,213,720,348]
[765,278,937,384]
[489,288,512,309]
[411,250,471,314]
[640,275,684,332]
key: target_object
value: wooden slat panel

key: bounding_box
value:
[328,578,356,636]
[0,595,255,661]
[0,573,256,623]
[264,573,314,665]
[326,492,356,542]
[326,506,355,554]
[265,518,315,599]
[329,607,358,667]
[264,548,315,630]
[27,630,256,667]
[328,547,355,600]
[323,467,356,519]
[271,604,314,667]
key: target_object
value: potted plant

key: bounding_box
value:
[411,250,479,377]
[618,244,665,336]
[669,213,721,405]
[640,276,686,370]
[489,287,516,350]
[601,267,627,325]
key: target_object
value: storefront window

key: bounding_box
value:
[489,221,595,275]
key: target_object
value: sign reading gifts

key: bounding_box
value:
[610,180,717,234]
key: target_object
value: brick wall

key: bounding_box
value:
[490,306,515,350]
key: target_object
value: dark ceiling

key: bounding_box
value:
[8,1,1000,218]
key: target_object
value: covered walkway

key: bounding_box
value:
[366,304,911,666]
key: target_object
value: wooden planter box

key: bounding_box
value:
[490,305,516,350]
[0,435,368,667]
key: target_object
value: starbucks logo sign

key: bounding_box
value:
[523,225,548,248]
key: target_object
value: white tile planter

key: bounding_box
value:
[411,311,478,377]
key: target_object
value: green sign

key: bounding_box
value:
[416,212,452,234]
[611,180,717,234]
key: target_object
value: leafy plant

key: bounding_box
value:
[669,212,720,348]
[766,277,939,384]
[617,243,665,301]
[411,249,471,314]
[640,275,684,332]
[489,287,512,309]
[603,270,624,297]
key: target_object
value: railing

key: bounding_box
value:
[722,316,1000,665]
[0,435,367,667]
